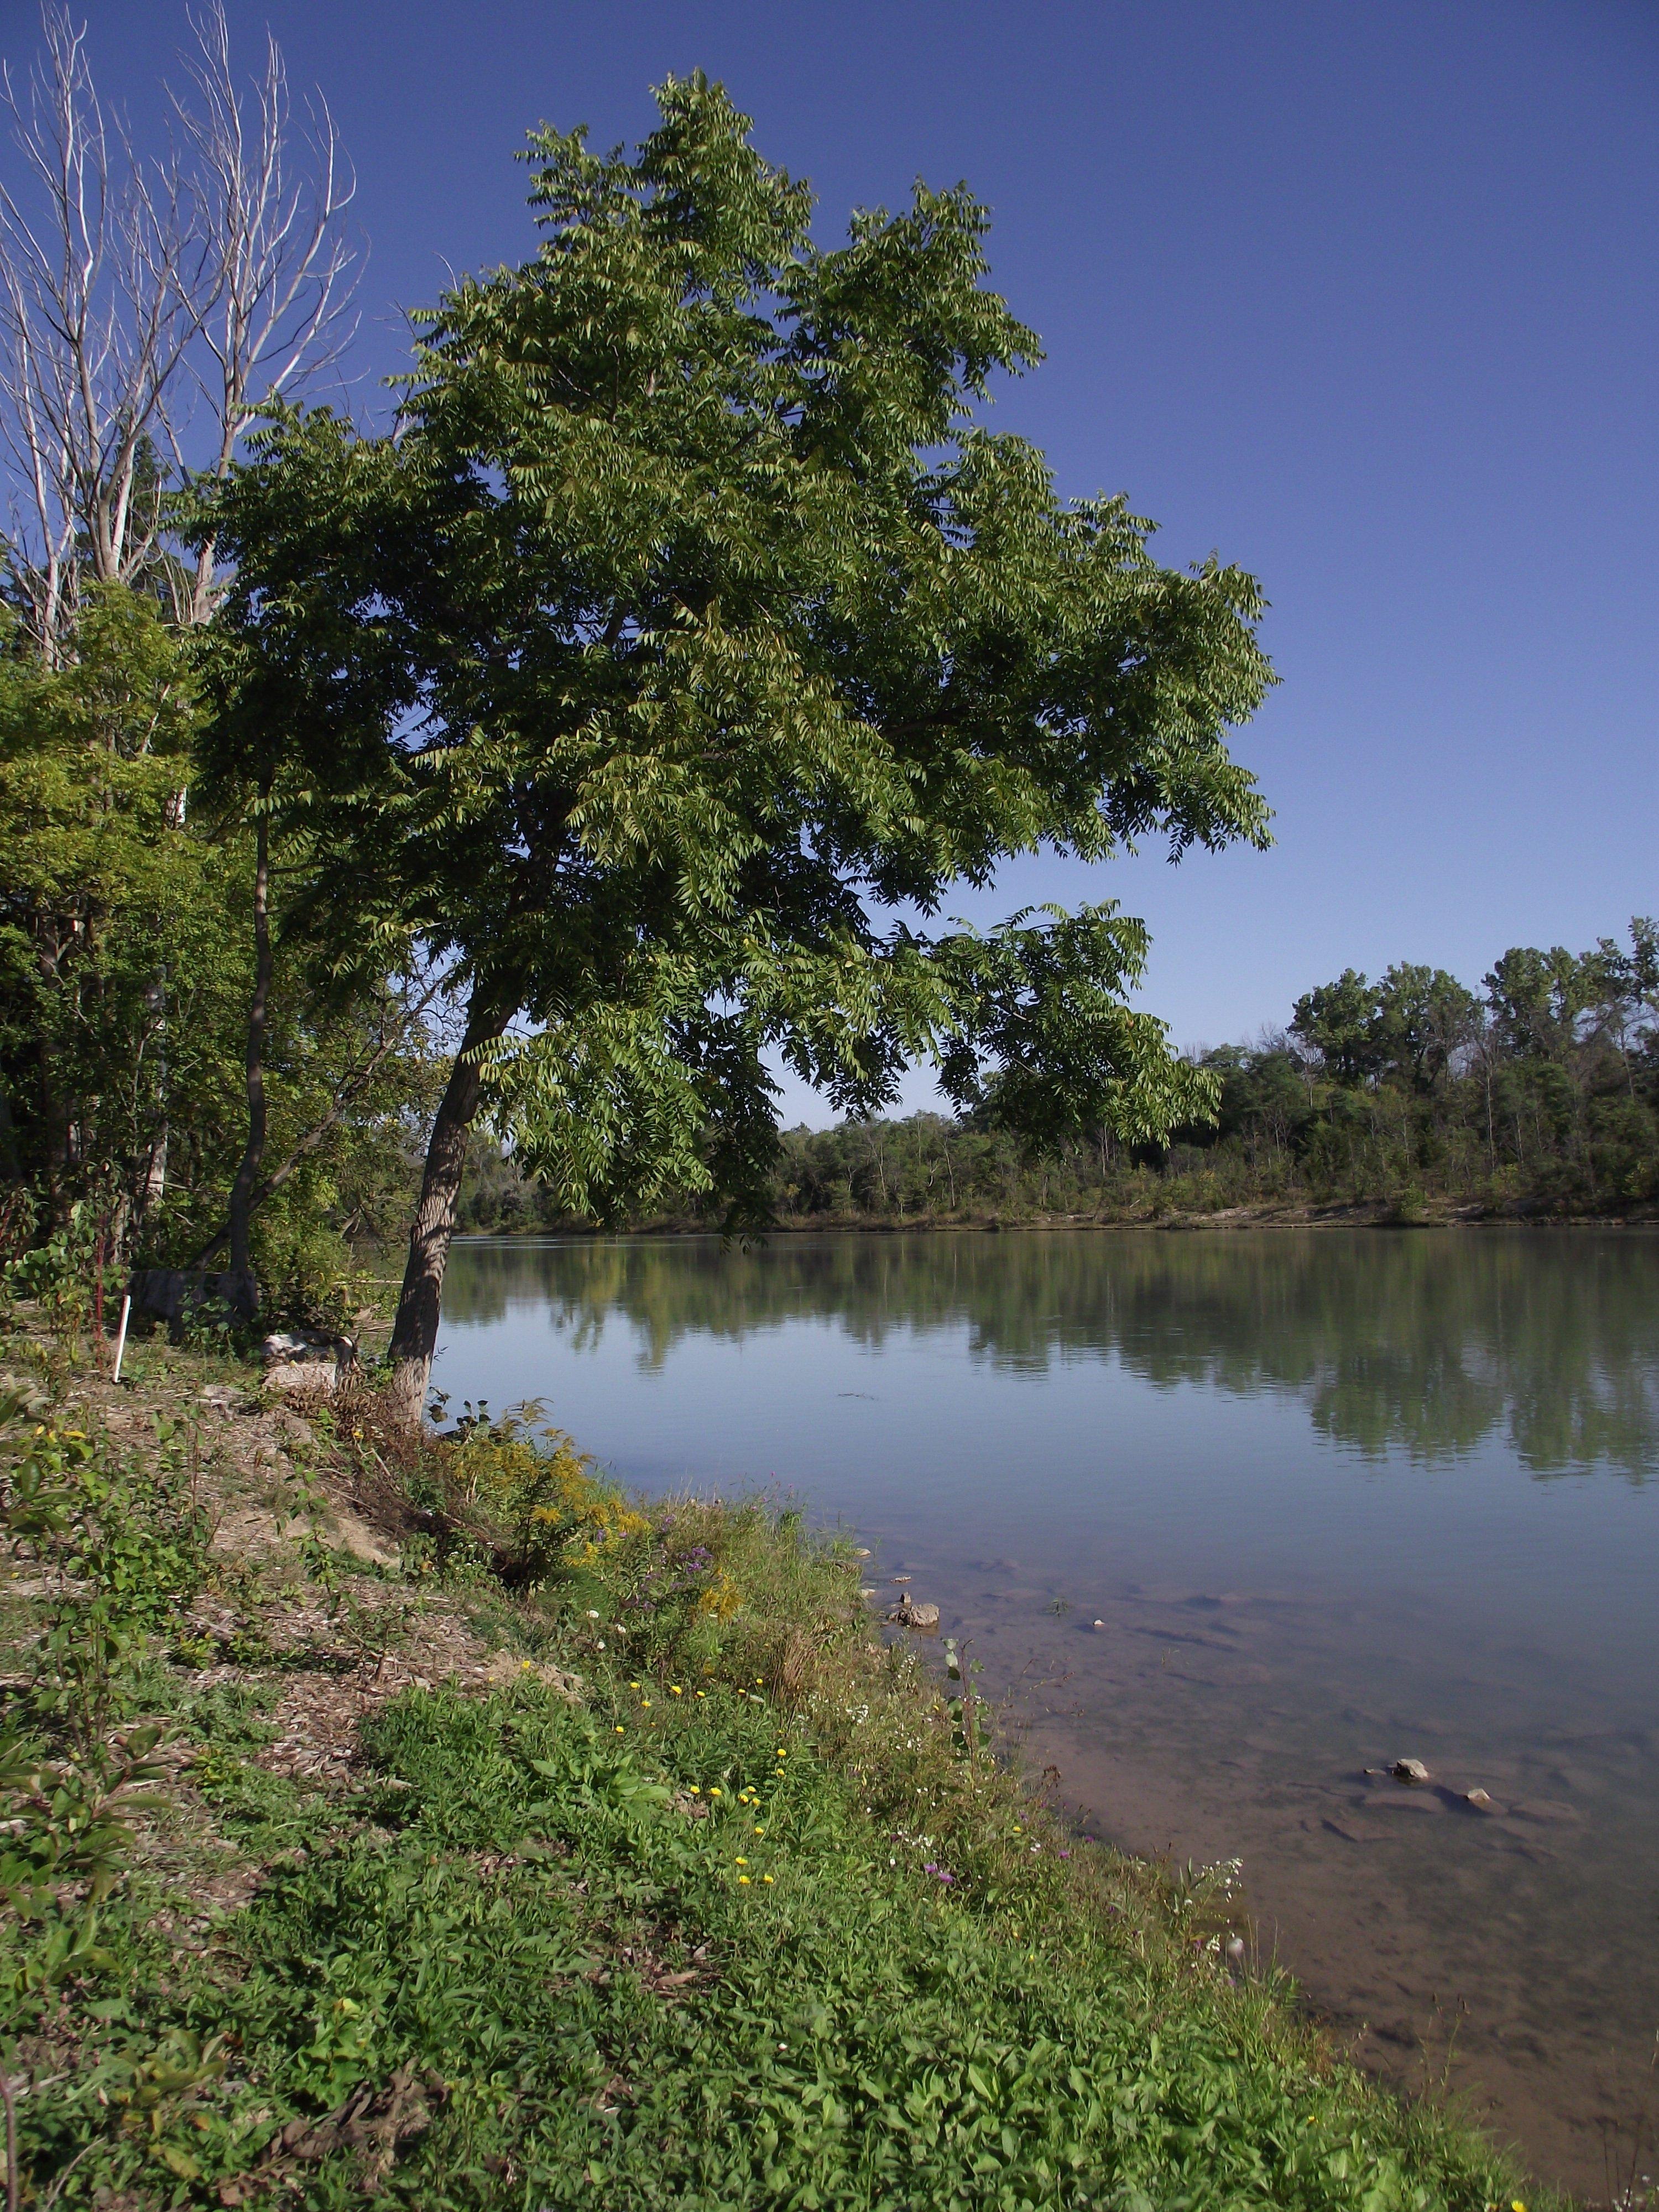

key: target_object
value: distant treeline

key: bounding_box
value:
[457,919,1659,1230]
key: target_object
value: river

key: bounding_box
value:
[432,1225,1659,2198]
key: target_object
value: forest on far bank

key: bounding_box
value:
[457,922,1659,1231]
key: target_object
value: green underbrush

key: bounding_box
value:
[0,1358,1545,2210]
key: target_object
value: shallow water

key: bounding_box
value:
[434,1227,1659,2197]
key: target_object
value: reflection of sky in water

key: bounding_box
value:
[435,1228,1659,2192]
[438,1226,1659,1480]
[434,1229,1659,1696]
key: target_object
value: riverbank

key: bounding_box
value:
[456,1193,1659,1239]
[1,1319,1548,2209]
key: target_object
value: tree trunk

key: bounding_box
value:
[385,993,507,1428]
[137,964,170,1232]
[35,921,73,1223]
[222,813,272,1323]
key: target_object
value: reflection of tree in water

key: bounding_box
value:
[442,1230,1659,1481]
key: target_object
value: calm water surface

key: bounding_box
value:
[435,1227,1659,2197]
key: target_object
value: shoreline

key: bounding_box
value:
[0,1316,1547,2209]
[453,1199,1659,1240]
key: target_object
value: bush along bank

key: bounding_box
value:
[0,1327,1547,2210]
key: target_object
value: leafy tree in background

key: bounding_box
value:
[450,915,1658,1233]
[1598,918,1659,1087]
[210,76,1275,1420]
[0,4,426,1321]
[1483,944,1594,1063]
[1290,964,1478,1097]
[1289,969,1379,1087]
[0,590,217,1231]
[0,583,441,1297]
[186,527,429,1317]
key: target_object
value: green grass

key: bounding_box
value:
[37,1670,1526,2210]
[3,1376,1543,2210]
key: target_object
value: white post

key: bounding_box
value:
[111,1292,132,1384]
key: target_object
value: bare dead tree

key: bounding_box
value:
[0,9,206,649]
[173,1,357,625]
[0,3,358,649]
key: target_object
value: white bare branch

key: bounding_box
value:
[175,0,358,622]
[0,2,360,648]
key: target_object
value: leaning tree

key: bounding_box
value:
[207,75,1275,1422]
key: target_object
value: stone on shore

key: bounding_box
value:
[261,1330,359,1399]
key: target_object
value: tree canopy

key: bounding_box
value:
[207,75,1275,1408]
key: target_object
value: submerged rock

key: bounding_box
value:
[1391,1757,1431,1785]
[1324,1814,1387,1843]
[1510,1798,1580,1825]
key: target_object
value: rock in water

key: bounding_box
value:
[1391,1757,1431,1785]
[888,1596,940,1630]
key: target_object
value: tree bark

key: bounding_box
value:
[222,812,271,1322]
[385,990,507,1427]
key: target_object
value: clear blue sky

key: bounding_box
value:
[46,0,1659,1117]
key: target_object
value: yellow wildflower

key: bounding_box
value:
[697,1574,742,1621]
[738,1875,752,1885]
[763,1874,774,1885]
[735,1858,748,1866]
